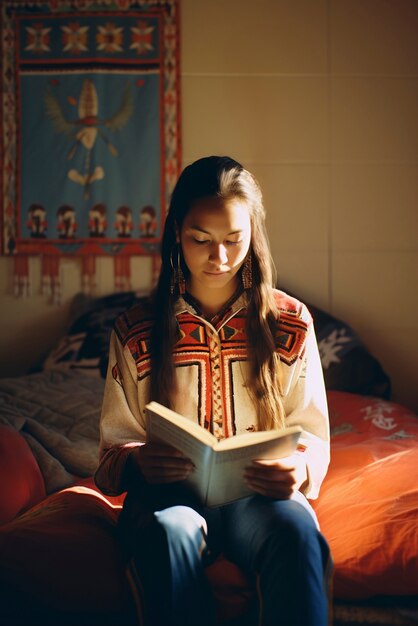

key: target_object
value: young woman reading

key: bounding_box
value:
[95,156,331,626]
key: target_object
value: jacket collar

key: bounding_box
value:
[174,290,248,328]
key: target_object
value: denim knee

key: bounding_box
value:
[154,505,208,553]
[259,501,322,560]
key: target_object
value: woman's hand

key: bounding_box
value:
[132,442,194,484]
[243,453,307,499]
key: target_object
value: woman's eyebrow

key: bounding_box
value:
[188,226,243,235]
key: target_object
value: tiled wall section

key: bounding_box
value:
[0,0,417,411]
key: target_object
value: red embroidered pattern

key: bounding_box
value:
[114,293,310,436]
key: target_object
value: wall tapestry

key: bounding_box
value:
[0,0,181,301]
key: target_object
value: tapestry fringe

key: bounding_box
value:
[11,255,157,302]
[114,256,132,292]
[81,256,97,295]
[13,256,30,298]
[41,255,61,305]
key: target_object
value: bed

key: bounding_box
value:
[0,290,417,626]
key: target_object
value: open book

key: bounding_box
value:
[145,401,302,507]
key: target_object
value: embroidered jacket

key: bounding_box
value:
[95,289,330,500]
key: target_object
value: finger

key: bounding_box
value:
[141,453,194,471]
[244,476,294,499]
[139,447,194,471]
[145,443,190,458]
[147,471,191,484]
[244,475,296,493]
[244,466,295,485]
[147,459,194,473]
[145,464,194,484]
[250,459,296,472]
[245,470,296,488]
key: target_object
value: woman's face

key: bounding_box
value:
[179,195,251,306]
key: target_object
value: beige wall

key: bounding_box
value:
[0,0,417,411]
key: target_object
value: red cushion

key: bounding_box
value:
[314,392,418,599]
[0,485,132,614]
[0,425,46,524]
[205,557,254,622]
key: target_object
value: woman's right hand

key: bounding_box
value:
[133,442,194,484]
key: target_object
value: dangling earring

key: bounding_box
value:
[169,248,176,294]
[177,246,186,295]
[169,243,186,295]
[242,250,253,290]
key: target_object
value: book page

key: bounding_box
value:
[146,406,213,502]
[146,402,217,447]
[207,430,301,507]
[214,426,301,451]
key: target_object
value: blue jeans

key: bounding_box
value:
[118,484,331,626]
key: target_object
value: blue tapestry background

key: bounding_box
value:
[21,70,161,240]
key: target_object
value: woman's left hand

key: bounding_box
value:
[243,453,307,499]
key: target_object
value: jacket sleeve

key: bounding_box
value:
[94,329,147,496]
[282,313,330,500]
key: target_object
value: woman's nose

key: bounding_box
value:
[209,243,228,265]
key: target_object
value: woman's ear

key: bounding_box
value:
[174,222,180,243]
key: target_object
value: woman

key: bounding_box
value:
[95,156,331,626]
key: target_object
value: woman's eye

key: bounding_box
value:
[193,238,209,245]
[226,240,242,246]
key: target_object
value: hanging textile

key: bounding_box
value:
[1,0,181,299]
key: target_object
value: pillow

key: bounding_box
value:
[313,391,418,599]
[0,485,133,620]
[43,291,147,378]
[0,425,46,524]
[307,302,391,399]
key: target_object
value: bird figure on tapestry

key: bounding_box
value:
[44,78,134,199]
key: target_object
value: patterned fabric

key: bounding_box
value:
[115,292,310,438]
[0,0,180,294]
[96,289,330,500]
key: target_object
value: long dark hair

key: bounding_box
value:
[150,156,285,430]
